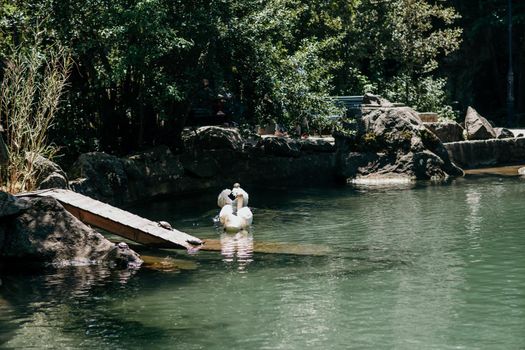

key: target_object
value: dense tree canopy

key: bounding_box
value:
[0,0,522,160]
[447,0,525,126]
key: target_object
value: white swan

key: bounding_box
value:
[217,185,253,233]
[231,183,249,208]
[217,189,233,208]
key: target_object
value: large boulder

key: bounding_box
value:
[257,137,301,157]
[0,194,142,268]
[424,121,465,143]
[0,191,30,218]
[31,154,69,190]
[69,147,185,205]
[362,93,395,107]
[336,105,463,182]
[464,106,497,140]
[0,192,31,250]
[69,152,129,204]
[184,126,243,151]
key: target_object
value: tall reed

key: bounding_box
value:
[0,38,71,193]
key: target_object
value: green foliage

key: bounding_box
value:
[384,75,457,120]
[341,0,462,113]
[445,1,525,125]
[332,118,358,139]
[0,0,475,160]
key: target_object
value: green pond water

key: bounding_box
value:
[1,175,525,349]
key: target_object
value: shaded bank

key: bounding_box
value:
[67,105,464,206]
[67,132,338,206]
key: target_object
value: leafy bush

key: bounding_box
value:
[384,75,457,120]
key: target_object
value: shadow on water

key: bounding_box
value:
[0,264,210,348]
[0,246,415,347]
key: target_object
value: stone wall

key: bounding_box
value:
[67,130,337,205]
[444,137,525,168]
[67,109,469,205]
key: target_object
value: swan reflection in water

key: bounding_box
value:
[219,230,254,271]
[216,183,254,270]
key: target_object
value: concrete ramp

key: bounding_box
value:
[22,189,202,250]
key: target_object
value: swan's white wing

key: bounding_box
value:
[237,207,253,226]
[217,189,233,208]
[231,188,249,207]
[219,205,233,224]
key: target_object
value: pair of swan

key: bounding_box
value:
[217,183,253,233]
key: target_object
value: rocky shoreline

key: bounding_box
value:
[4,100,522,270]
[59,103,467,206]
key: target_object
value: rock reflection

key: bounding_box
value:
[220,230,254,270]
[0,265,141,347]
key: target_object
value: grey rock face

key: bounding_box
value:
[124,146,185,198]
[257,137,301,157]
[0,191,30,218]
[28,154,69,190]
[494,127,514,139]
[424,122,465,143]
[464,106,497,140]
[179,151,221,178]
[362,93,395,107]
[298,138,335,153]
[336,106,463,181]
[69,152,129,204]
[69,146,184,205]
[338,152,393,178]
[444,138,525,169]
[0,196,142,268]
[184,126,243,151]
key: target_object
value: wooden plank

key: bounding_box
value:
[21,189,202,249]
[20,189,331,256]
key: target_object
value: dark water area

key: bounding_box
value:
[1,176,525,349]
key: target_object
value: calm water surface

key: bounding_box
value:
[1,176,525,349]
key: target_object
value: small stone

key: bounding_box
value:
[494,127,514,139]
